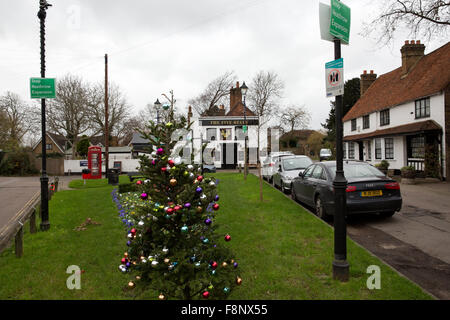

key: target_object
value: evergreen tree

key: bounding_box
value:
[118,113,241,300]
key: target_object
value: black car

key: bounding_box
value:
[291,160,402,220]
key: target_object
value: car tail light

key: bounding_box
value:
[385,182,400,190]
[346,185,357,192]
[269,163,274,167]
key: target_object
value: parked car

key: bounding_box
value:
[272,155,313,193]
[261,151,294,182]
[291,160,402,220]
[319,148,332,161]
[202,164,216,173]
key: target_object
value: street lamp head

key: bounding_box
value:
[154,98,161,109]
[40,0,52,9]
[240,81,248,97]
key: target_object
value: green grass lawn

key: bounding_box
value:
[0,173,432,299]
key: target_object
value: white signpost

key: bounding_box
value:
[325,58,344,98]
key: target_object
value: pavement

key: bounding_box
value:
[0,175,77,237]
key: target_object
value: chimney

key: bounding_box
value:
[187,105,193,123]
[360,69,377,96]
[401,40,425,76]
[229,81,242,111]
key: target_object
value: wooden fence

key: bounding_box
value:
[0,178,59,257]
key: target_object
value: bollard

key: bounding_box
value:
[15,226,23,258]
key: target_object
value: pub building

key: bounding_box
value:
[189,81,269,169]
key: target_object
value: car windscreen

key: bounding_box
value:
[282,157,313,171]
[320,149,331,155]
[328,163,385,179]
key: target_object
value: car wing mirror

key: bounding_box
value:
[278,165,282,172]
[298,172,304,178]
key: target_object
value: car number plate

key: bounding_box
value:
[361,190,382,197]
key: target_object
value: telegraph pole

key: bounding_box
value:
[38,0,52,231]
[105,54,109,179]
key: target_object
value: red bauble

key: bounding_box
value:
[131,228,137,234]
[161,167,167,172]
[213,203,219,211]
[121,258,127,264]
[224,234,231,242]
[136,180,142,185]
[174,205,181,211]
[168,160,175,167]
[202,291,210,299]
[211,261,218,269]
[167,208,174,215]
[197,175,203,182]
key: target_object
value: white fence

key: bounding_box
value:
[64,159,141,174]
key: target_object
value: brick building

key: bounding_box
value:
[343,40,450,179]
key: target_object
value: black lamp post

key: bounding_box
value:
[154,98,161,124]
[38,0,52,231]
[332,37,349,281]
[240,81,248,180]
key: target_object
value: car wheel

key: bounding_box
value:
[315,196,330,221]
[381,211,395,218]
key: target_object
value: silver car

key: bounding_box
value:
[272,155,313,193]
[261,151,294,182]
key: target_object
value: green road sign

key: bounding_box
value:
[30,78,56,99]
[243,125,248,133]
[329,0,351,44]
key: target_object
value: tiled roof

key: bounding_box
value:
[226,102,256,117]
[343,41,450,122]
[344,120,442,141]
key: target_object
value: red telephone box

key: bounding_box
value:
[87,146,102,179]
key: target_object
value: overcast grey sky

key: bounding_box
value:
[0,0,446,130]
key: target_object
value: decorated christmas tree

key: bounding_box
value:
[118,111,241,300]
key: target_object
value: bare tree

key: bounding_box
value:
[45,74,91,158]
[248,70,284,201]
[0,91,36,148]
[87,82,131,145]
[279,104,311,133]
[116,116,143,146]
[188,71,237,115]
[361,0,450,45]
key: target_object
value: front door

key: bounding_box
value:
[221,143,237,169]
[358,141,364,161]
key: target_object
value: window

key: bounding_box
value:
[415,97,430,119]
[363,115,370,129]
[343,142,347,159]
[375,139,382,159]
[348,142,355,159]
[367,141,372,160]
[206,128,216,141]
[46,144,52,150]
[235,126,245,140]
[219,128,232,141]
[385,138,394,159]
[303,165,315,178]
[380,109,390,126]
[312,165,325,180]
[410,136,425,158]
[351,119,357,131]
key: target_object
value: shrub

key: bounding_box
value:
[401,166,416,179]
[118,182,138,193]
